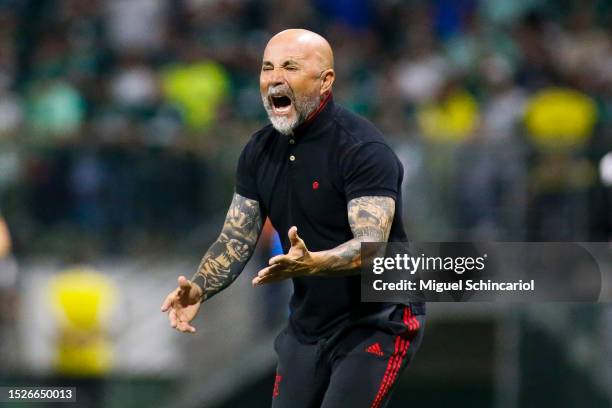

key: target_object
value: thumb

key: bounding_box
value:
[288,226,300,247]
[288,226,307,252]
[178,276,192,297]
[178,275,203,302]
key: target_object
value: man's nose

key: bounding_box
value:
[267,70,286,87]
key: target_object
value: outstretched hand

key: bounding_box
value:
[160,276,202,333]
[252,226,318,286]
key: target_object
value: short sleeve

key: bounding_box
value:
[342,142,402,201]
[235,141,259,201]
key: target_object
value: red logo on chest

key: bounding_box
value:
[312,181,320,190]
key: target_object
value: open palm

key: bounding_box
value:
[160,276,202,333]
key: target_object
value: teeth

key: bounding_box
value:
[275,105,291,113]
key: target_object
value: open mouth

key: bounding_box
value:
[270,95,293,114]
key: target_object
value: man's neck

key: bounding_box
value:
[304,92,332,125]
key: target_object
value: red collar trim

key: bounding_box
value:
[303,92,332,126]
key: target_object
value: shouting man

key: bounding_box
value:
[161,29,426,408]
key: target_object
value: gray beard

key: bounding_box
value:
[262,93,321,135]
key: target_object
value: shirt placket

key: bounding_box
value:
[287,136,297,229]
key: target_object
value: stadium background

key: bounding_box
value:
[0,0,612,406]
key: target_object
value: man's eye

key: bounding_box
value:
[262,66,273,71]
[285,66,298,71]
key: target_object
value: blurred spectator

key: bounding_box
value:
[110,53,159,115]
[524,87,598,240]
[479,54,527,141]
[554,6,609,87]
[416,80,480,143]
[524,87,597,151]
[48,264,118,407]
[26,78,85,141]
[451,53,529,239]
[161,58,230,130]
[105,0,167,54]
[513,10,558,90]
[394,27,449,105]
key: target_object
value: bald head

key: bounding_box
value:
[260,29,336,135]
[265,29,334,71]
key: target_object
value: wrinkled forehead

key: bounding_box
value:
[262,39,318,66]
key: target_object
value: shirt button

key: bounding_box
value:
[289,139,295,144]
[289,155,296,162]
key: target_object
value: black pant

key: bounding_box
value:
[271,304,425,408]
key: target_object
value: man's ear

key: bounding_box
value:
[320,69,335,95]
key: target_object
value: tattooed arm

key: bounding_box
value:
[313,196,395,275]
[161,193,263,332]
[252,196,394,285]
[191,193,264,301]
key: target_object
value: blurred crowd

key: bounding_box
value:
[0,0,611,256]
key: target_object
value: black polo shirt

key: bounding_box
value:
[236,97,416,342]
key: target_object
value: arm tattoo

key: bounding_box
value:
[192,193,263,301]
[316,196,395,276]
[348,196,395,241]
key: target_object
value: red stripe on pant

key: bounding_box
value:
[370,337,402,408]
[273,374,282,398]
[369,307,415,408]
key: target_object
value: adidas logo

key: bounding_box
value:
[365,342,384,357]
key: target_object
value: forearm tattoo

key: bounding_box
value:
[316,196,395,275]
[192,193,263,301]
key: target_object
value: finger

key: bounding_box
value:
[269,255,292,265]
[176,321,196,333]
[257,264,283,278]
[254,266,272,284]
[253,272,272,286]
[253,273,285,286]
[169,309,178,328]
[253,265,283,286]
[160,292,176,312]
[253,275,270,286]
